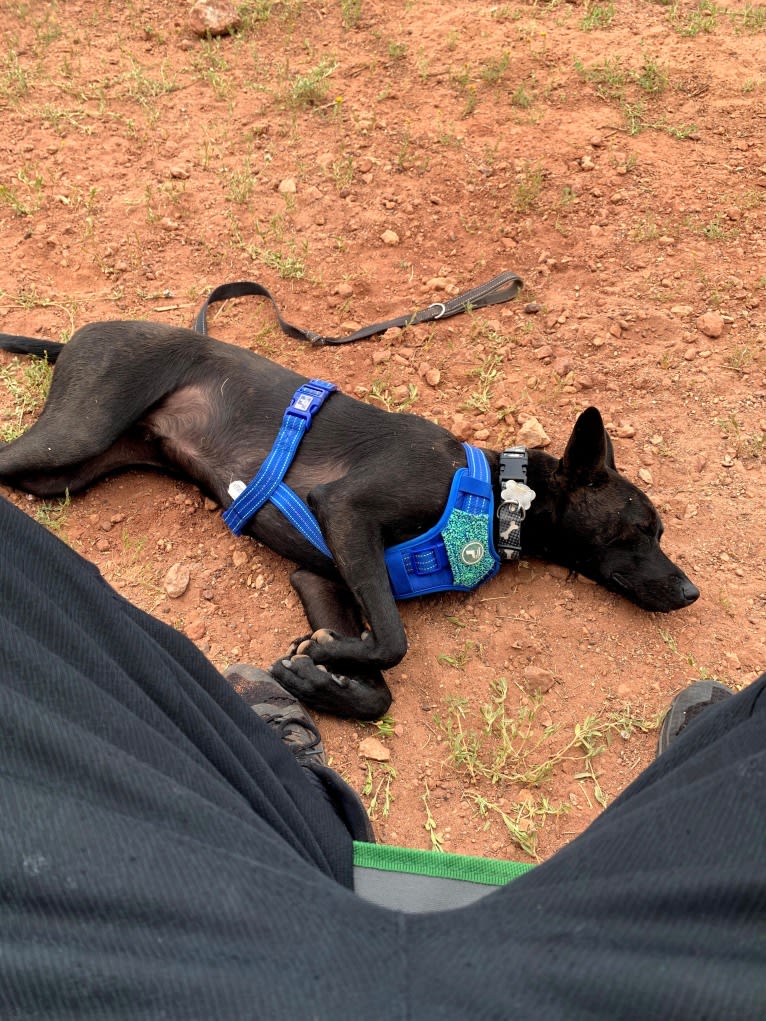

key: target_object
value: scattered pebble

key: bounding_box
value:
[359,736,390,761]
[516,417,550,448]
[164,563,191,598]
[188,0,241,37]
[696,310,724,339]
[185,619,206,641]
[522,665,557,694]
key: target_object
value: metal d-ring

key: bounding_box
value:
[428,302,446,320]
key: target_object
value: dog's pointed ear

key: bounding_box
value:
[559,406,614,482]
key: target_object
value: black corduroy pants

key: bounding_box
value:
[1,494,765,1020]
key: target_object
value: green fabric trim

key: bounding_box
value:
[441,508,497,588]
[353,842,534,887]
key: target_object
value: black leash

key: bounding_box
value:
[192,271,523,344]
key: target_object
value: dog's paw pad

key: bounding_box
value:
[311,628,337,645]
[284,634,311,657]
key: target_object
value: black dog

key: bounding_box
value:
[0,321,699,718]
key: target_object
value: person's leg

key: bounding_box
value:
[0,496,398,1019]
[406,671,766,1019]
[4,493,766,1020]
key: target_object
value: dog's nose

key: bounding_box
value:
[681,579,700,605]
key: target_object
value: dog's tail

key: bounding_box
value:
[0,333,65,362]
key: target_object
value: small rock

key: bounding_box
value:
[516,417,550,448]
[335,281,353,298]
[232,549,248,568]
[164,563,191,598]
[524,302,541,314]
[696,310,724,339]
[579,155,595,171]
[381,229,400,246]
[614,424,635,439]
[371,349,391,365]
[169,165,191,180]
[359,736,390,761]
[95,538,110,553]
[522,665,557,694]
[671,305,694,316]
[278,177,297,195]
[203,497,218,512]
[424,368,441,387]
[185,619,206,641]
[534,344,553,361]
[449,413,473,441]
[637,468,653,485]
[188,0,241,37]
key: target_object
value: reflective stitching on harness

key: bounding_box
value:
[222,379,336,539]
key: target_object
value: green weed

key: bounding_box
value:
[0,356,53,441]
[289,59,337,107]
[669,0,718,36]
[363,762,397,820]
[435,676,660,855]
[34,492,71,533]
[422,781,444,851]
[580,2,615,30]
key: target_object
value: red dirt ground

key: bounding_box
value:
[1,0,765,862]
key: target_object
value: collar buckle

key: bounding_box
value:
[497,446,534,561]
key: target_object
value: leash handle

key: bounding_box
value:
[193,272,523,345]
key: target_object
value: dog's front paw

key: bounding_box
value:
[270,651,391,721]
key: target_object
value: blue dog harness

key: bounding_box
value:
[384,444,500,598]
[223,379,336,558]
[223,380,503,600]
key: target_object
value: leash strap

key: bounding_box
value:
[222,379,336,542]
[193,272,523,345]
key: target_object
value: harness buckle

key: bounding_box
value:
[284,379,337,429]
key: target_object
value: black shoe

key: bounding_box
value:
[223,663,326,767]
[223,663,375,842]
[657,680,733,756]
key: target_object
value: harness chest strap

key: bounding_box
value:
[223,379,336,558]
[222,380,535,598]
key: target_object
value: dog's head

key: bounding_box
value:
[531,407,699,613]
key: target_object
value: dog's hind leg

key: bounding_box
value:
[0,428,169,498]
[270,568,393,720]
